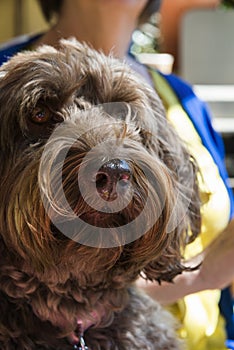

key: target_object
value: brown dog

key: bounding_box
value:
[0,39,200,349]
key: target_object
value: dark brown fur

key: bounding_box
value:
[0,40,201,349]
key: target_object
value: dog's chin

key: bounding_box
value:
[79,210,128,228]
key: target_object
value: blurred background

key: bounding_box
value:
[0,0,234,190]
[0,0,47,44]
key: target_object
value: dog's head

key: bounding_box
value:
[0,39,200,284]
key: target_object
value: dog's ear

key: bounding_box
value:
[140,147,201,283]
[133,85,201,283]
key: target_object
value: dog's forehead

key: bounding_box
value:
[0,47,82,103]
[0,40,158,134]
[0,44,111,91]
[0,45,76,78]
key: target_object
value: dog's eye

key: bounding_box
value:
[31,107,51,124]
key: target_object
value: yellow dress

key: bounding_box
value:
[151,71,231,350]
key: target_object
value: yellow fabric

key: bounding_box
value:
[150,71,230,350]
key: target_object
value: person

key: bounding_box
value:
[0,1,233,349]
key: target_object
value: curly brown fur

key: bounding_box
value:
[0,39,200,349]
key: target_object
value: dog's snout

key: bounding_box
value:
[95,159,132,201]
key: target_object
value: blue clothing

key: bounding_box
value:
[0,33,43,66]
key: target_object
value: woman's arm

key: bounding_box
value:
[137,218,234,305]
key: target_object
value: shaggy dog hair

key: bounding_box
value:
[0,40,201,349]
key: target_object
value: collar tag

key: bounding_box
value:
[74,335,89,350]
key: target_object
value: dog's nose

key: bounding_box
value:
[95,159,132,201]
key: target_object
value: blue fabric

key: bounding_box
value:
[0,33,42,66]
[226,338,234,349]
[220,288,234,342]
